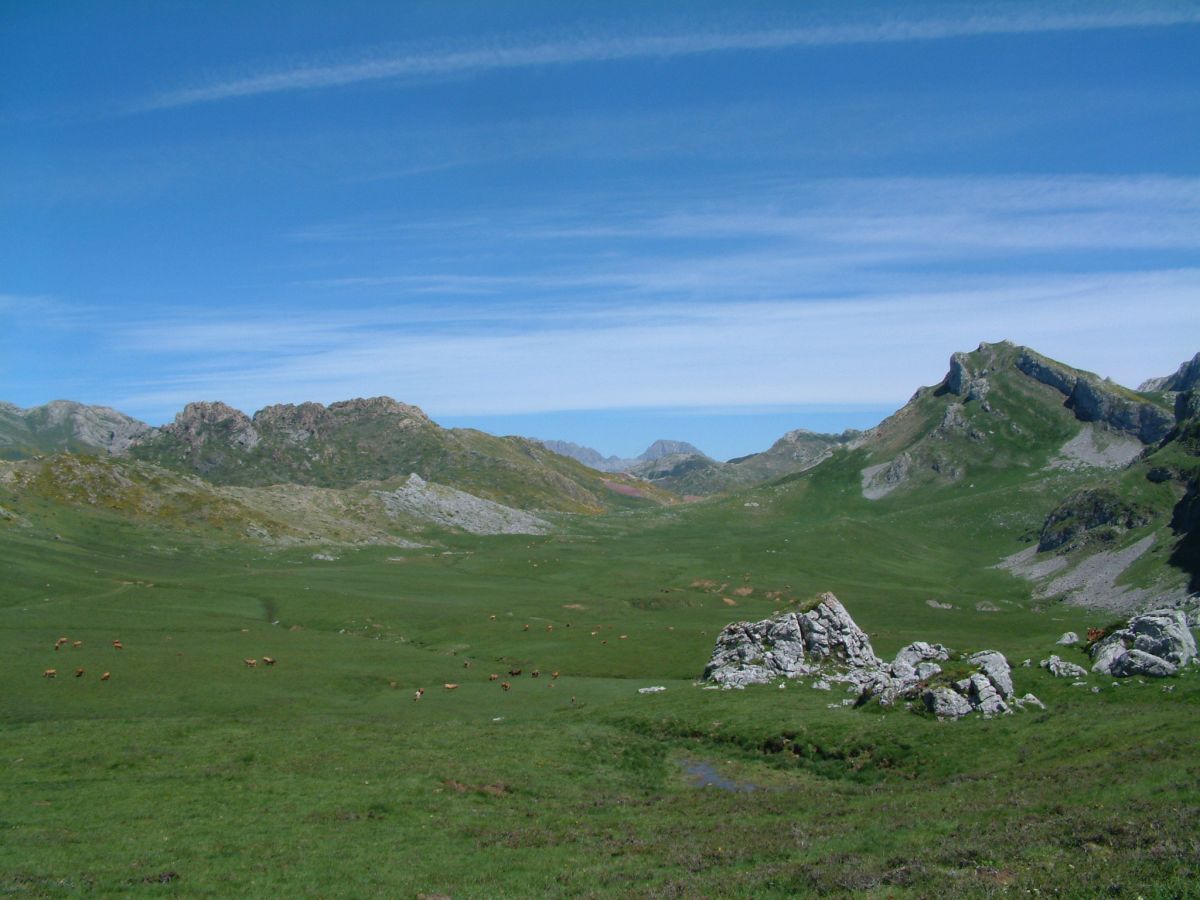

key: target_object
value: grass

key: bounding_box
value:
[2,434,1198,896]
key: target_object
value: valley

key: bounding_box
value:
[2,344,1198,896]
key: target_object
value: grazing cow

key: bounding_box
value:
[1086,627,1105,643]
[463,660,471,668]
[413,690,423,701]
[545,625,553,632]
[262,656,276,666]
[74,667,85,678]
[443,683,459,691]
[489,615,497,620]
[523,624,529,632]
[508,668,522,677]
[112,640,123,650]
[488,674,499,681]
[531,670,540,678]
[416,687,425,697]
[43,668,57,678]
[72,641,82,649]
[54,637,67,651]
[501,681,512,691]
[100,672,111,681]
[389,681,398,689]
[244,658,257,668]
[552,671,560,679]
[620,635,628,640]
[547,682,555,689]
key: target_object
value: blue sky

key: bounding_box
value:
[2,1,1198,460]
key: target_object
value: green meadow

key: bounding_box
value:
[2,450,1198,898]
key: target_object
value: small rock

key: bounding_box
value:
[637,686,666,694]
[1056,632,1080,646]
[1039,655,1088,678]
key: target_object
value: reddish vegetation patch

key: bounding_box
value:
[682,495,705,503]
[603,480,646,498]
[733,586,753,597]
[562,603,586,610]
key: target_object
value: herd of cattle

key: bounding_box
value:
[42,617,578,703]
[41,636,120,681]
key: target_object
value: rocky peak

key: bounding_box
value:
[326,397,429,422]
[1138,352,1200,394]
[639,439,707,462]
[166,401,260,450]
[2,400,154,457]
[252,402,332,443]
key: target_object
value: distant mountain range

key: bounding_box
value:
[2,341,1197,600]
[534,431,859,495]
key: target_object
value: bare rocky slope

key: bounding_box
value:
[0,400,154,459]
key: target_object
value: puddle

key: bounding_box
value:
[679,759,758,793]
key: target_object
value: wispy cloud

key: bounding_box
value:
[104,268,1200,422]
[134,6,1200,111]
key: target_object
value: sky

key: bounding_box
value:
[2,1,1199,460]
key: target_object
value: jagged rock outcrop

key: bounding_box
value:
[164,401,261,450]
[1037,488,1152,553]
[1040,655,1088,678]
[701,594,1023,718]
[1089,609,1197,677]
[1015,349,1172,443]
[1139,352,1200,394]
[701,592,882,689]
[374,473,550,535]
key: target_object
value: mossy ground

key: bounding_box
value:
[1,447,1197,897]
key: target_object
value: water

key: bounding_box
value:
[679,759,758,793]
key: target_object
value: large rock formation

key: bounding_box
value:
[701,593,1021,718]
[1139,352,1200,394]
[1089,609,1197,677]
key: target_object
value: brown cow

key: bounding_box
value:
[488,674,499,681]
[42,668,57,678]
[523,624,529,631]
[112,640,124,650]
[72,641,82,649]
[508,668,522,677]
[545,624,553,632]
[244,658,257,668]
[74,667,85,678]
[262,656,276,666]
[531,670,540,678]
[552,671,560,679]
[100,672,111,681]
[501,681,512,691]
[413,690,423,701]
[463,660,471,668]
[443,683,459,691]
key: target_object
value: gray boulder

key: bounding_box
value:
[1040,655,1088,678]
[923,687,973,718]
[701,592,882,688]
[969,650,1014,699]
[891,641,950,679]
[1056,632,1080,646]
[1090,609,1196,677]
[1110,649,1177,678]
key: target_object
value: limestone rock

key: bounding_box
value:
[1089,609,1196,677]
[1056,632,1079,646]
[701,592,881,688]
[1040,655,1088,678]
[923,687,973,718]
[968,650,1014,699]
